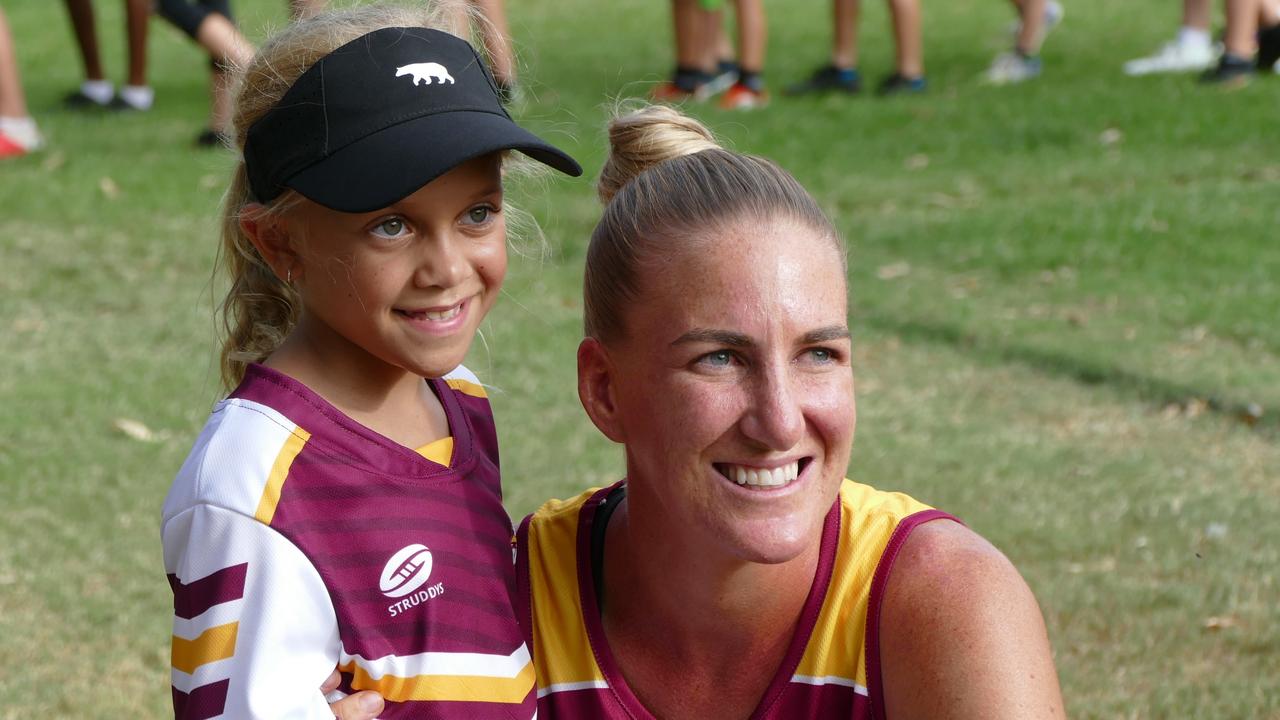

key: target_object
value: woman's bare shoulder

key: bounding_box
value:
[879,519,1066,719]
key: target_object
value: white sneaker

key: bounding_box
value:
[983,51,1043,85]
[1010,1,1064,38]
[1123,39,1217,76]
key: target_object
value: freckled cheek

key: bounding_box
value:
[474,244,508,289]
[669,391,743,444]
[802,378,856,440]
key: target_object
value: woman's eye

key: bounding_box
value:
[699,350,735,367]
[803,347,841,365]
[371,218,408,238]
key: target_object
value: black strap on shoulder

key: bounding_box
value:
[590,484,627,609]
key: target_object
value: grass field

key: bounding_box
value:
[2,0,1278,717]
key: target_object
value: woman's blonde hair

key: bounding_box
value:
[217,1,498,390]
[584,104,844,343]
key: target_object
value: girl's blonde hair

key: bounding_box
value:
[218,2,487,390]
[585,104,845,343]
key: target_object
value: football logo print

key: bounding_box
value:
[379,544,434,598]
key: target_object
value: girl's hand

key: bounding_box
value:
[323,670,385,719]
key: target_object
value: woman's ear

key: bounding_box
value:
[577,337,626,444]
[240,202,299,283]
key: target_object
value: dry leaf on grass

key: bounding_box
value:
[99,177,121,199]
[1203,616,1239,631]
[877,262,911,280]
[112,417,156,442]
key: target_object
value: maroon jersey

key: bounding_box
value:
[516,480,957,719]
[163,363,533,719]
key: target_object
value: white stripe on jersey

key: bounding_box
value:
[790,674,869,695]
[443,363,483,386]
[536,680,611,698]
[162,397,303,523]
[171,656,237,694]
[340,642,532,680]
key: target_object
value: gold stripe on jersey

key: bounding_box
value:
[792,480,932,688]
[526,492,608,690]
[446,378,488,398]
[415,436,454,467]
[254,428,311,525]
[172,621,240,674]
[340,658,536,703]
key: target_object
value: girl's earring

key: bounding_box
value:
[286,268,292,284]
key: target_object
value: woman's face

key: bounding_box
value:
[596,217,855,565]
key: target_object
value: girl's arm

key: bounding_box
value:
[163,504,342,719]
[878,520,1065,719]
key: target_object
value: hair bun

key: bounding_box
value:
[597,104,722,203]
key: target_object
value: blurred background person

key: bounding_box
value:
[0,5,41,157]
[984,0,1063,84]
[653,0,768,109]
[785,0,926,97]
[61,0,153,110]
[466,0,520,100]
[1201,0,1280,81]
[653,0,738,102]
[1124,0,1217,75]
[154,0,253,146]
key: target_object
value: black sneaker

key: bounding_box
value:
[63,89,111,110]
[1258,23,1280,71]
[784,64,861,96]
[108,95,147,112]
[1200,53,1255,84]
[875,73,927,96]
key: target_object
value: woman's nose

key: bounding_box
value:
[740,367,805,451]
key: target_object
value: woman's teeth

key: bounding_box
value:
[725,461,800,487]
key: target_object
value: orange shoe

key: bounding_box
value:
[718,82,769,110]
[650,80,701,102]
[0,132,27,158]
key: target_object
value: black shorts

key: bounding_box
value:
[156,0,234,40]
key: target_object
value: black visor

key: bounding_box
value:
[244,27,581,213]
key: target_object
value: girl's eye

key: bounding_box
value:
[371,218,408,239]
[464,205,496,225]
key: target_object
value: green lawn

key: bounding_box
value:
[2,0,1277,717]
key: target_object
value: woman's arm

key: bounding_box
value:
[879,520,1065,719]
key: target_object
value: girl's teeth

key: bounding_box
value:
[424,306,461,321]
[727,461,800,487]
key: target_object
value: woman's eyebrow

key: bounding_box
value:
[803,326,851,343]
[671,329,752,347]
[671,326,850,347]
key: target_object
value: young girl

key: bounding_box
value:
[161,4,580,718]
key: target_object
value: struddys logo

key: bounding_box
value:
[380,543,446,617]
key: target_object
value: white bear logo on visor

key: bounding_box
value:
[395,62,455,86]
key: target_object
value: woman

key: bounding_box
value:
[332,105,1065,719]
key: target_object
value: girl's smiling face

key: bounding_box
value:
[271,154,507,379]
[582,217,855,565]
